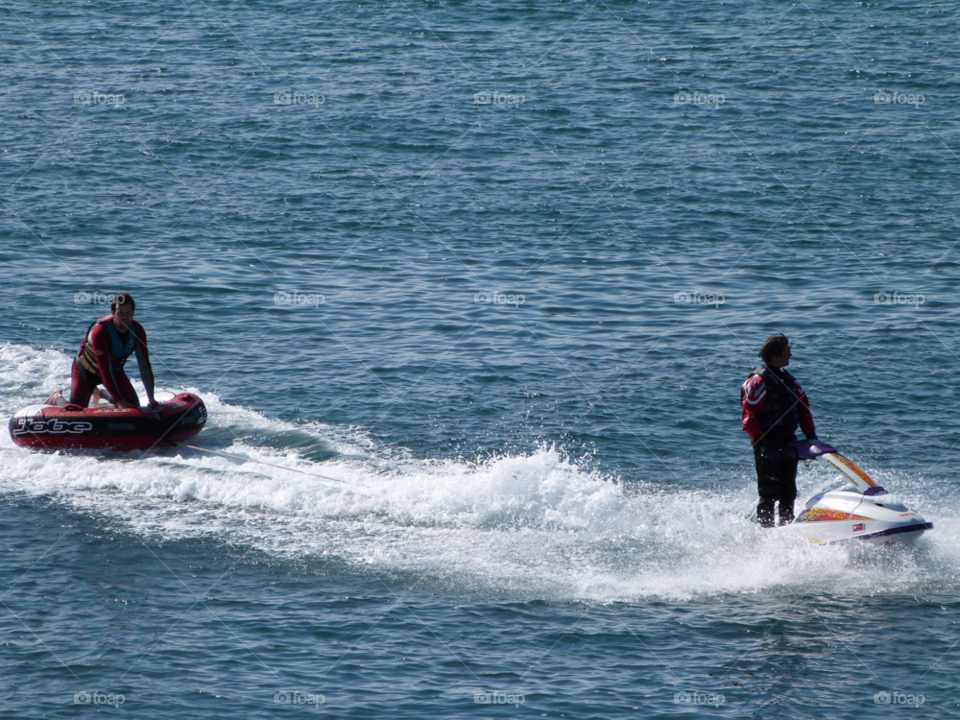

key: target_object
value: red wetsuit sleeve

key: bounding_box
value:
[132,321,155,402]
[794,380,816,438]
[741,374,766,443]
[89,323,126,403]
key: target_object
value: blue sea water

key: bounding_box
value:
[2,0,960,717]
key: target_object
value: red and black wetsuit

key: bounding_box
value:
[70,315,155,408]
[741,365,816,526]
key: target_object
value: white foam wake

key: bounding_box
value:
[1,342,957,601]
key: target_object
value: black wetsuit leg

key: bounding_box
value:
[754,445,799,527]
[755,449,779,528]
[776,455,798,525]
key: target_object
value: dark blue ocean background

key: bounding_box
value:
[2,1,959,717]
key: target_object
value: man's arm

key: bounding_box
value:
[741,374,766,443]
[795,381,816,439]
[133,321,156,404]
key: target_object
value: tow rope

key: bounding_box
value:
[184,444,367,488]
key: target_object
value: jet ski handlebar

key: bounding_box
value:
[788,438,838,460]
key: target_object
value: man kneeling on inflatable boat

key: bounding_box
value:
[67,292,158,410]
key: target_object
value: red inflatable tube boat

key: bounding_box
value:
[9,392,207,452]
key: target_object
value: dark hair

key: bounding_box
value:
[112,293,136,314]
[759,334,789,363]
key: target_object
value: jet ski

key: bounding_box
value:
[777,439,932,546]
[9,390,206,452]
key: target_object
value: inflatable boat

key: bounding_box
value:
[8,391,207,452]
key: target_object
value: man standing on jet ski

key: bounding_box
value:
[741,334,817,527]
[69,292,157,410]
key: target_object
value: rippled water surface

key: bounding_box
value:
[2,1,960,718]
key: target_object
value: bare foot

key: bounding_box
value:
[44,389,63,405]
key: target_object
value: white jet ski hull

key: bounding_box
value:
[779,488,933,546]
